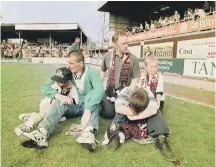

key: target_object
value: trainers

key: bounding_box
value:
[102,132,109,145]
[155,135,180,165]
[59,116,67,123]
[76,126,100,152]
[21,129,48,149]
[118,132,125,144]
[18,112,37,122]
[107,135,120,151]
[15,120,34,136]
[102,131,125,146]
[132,136,156,144]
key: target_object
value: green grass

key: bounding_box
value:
[164,83,215,106]
[2,64,215,167]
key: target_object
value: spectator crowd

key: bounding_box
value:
[1,41,88,58]
[125,1,215,34]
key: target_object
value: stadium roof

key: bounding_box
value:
[1,23,88,43]
[98,1,205,22]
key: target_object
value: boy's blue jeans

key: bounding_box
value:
[38,100,99,136]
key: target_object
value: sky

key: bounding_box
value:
[1,1,102,41]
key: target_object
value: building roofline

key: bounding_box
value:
[97,1,108,11]
[1,22,88,37]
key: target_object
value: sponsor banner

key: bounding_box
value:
[33,57,93,64]
[1,58,32,63]
[45,58,67,64]
[142,42,173,58]
[158,59,184,73]
[183,59,215,79]
[127,15,215,43]
[15,24,78,30]
[32,58,45,63]
[177,37,216,59]
[128,24,178,42]
[145,25,178,40]
[138,58,146,69]
[139,58,184,74]
[31,58,67,64]
[128,45,141,58]
[178,15,216,34]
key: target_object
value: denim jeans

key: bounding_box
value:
[38,100,99,136]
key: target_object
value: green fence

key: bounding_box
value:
[139,58,184,74]
[1,58,32,63]
[1,58,185,74]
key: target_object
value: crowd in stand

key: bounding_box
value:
[125,1,215,34]
[0,41,88,58]
[1,2,215,56]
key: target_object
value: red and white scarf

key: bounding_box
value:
[140,70,160,97]
[106,50,130,100]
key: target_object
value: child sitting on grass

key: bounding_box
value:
[102,86,156,148]
[102,86,180,165]
[15,67,77,136]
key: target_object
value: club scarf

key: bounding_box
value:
[106,50,130,100]
[140,70,160,97]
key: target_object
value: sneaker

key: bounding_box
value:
[18,112,37,122]
[59,116,67,123]
[155,135,180,165]
[107,134,120,151]
[21,140,38,148]
[102,132,109,146]
[15,120,34,136]
[118,132,125,144]
[76,126,100,152]
[102,132,125,146]
[15,126,25,137]
[21,129,48,149]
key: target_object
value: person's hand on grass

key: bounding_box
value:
[55,94,73,104]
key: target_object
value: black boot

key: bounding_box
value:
[155,135,180,166]
[107,124,122,151]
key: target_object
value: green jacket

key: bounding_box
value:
[41,65,104,112]
[71,42,80,51]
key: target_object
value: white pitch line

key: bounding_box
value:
[165,93,215,109]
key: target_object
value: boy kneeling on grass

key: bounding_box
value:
[102,86,180,165]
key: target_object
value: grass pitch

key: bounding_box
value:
[1,64,215,167]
